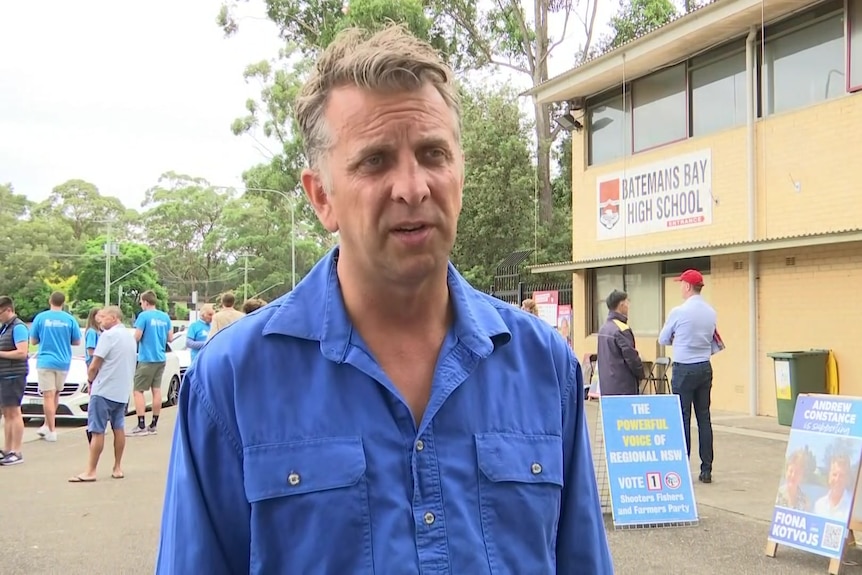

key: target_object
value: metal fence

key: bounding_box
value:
[486,249,572,307]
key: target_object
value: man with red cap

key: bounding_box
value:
[659,269,718,484]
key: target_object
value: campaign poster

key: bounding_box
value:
[556,304,572,349]
[600,395,698,527]
[768,394,862,560]
[532,290,558,328]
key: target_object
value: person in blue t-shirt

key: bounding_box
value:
[83,307,104,444]
[130,290,172,437]
[185,304,214,363]
[29,291,82,442]
[0,295,30,466]
[84,307,104,367]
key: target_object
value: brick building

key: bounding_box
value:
[529,0,862,415]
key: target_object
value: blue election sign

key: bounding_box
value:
[769,394,862,560]
[600,395,699,527]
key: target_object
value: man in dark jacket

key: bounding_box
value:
[597,290,644,396]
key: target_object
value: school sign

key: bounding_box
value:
[596,150,713,241]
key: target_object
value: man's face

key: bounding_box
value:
[95,311,104,328]
[201,308,214,323]
[302,83,464,287]
[616,298,630,317]
[100,313,118,329]
[0,306,12,323]
[828,462,848,492]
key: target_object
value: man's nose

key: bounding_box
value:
[390,159,431,206]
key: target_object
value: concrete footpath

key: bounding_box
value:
[1,405,861,574]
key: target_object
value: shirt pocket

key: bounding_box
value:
[243,436,374,575]
[475,433,564,575]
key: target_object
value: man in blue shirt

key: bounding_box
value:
[0,296,30,466]
[184,304,213,363]
[30,291,82,442]
[131,290,172,437]
[659,269,718,484]
[157,25,612,574]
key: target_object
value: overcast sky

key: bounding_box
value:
[0,0,614,209]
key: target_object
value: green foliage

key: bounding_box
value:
[451,84,535,290]
[73,239,167,320]
[601,0,679,51]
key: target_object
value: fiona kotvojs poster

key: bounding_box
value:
[769,394,862,560]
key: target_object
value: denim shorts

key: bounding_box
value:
[0,376,25,408]
[87,395,127,434]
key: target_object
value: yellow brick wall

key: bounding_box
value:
[570,92,862,261]
[757,243,862,416]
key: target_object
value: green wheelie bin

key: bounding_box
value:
[766,349,829,426]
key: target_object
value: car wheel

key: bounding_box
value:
[165,375,181,407]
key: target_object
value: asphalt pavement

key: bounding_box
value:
[2,404,861,574]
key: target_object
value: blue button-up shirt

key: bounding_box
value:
[658,295,717,364]
[156,247,612,575]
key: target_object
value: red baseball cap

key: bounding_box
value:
[675,269,704,286]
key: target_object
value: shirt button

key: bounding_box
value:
[531,462,543,475]
[423,511,435,525]
[416,440,425,452]
[287,472,301,486]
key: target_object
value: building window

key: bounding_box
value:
[632,64,687,153]
[591,262,661,335]
[851,0,862,91]
[690,46,747,137]
[761,11,846,115]
[587,91,630,166]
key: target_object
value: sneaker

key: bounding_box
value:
[147,424,158,435]
[44,431,58,442]
[0,452,23,466]
[127,426,150,437]
[37,425,49,437]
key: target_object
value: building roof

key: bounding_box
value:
[529,228,862,272]
[527,0,818,105]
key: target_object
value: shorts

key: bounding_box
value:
[134,362,165,392]
[0,376,26,408]
[38,369,68,393]
[87,395,126,434]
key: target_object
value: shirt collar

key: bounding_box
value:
[262,246,511,362]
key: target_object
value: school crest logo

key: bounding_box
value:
[598,178,621,230]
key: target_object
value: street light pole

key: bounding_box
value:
[104,221,113,307]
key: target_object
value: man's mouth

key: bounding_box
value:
[393,224,428,233]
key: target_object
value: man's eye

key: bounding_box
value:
[363,155,384,167]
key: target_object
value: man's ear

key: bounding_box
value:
[301,168,338,233]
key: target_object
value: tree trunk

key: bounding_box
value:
[534,99,554,223]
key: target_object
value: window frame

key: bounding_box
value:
[849,0,862,92]
[688,41,749,137]
[589,262,662,336]
[631,62,690,154]
[759,3,847,116]
[586,87,632,167]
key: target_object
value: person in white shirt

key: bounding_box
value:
[814,454,853,521]
[68,306,137,482]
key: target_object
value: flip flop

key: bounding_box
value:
[68,475,97,483]
[111,473,124,479]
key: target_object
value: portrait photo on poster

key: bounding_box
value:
[769,395,862,560]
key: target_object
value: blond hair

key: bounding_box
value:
[295,24,460,174]
[522,299,539,316]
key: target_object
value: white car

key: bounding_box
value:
[21,328,182,423]
[168,331,192,381]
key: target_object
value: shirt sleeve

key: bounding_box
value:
[85,329,99,349]
[206,316,221,341]
[156,364,251,574]
[556,350,614,574]
[658,307,679,346]
[71,319,82,343]
[30,316,41,343]
[13,324,29,344]
[134,313,146,331]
